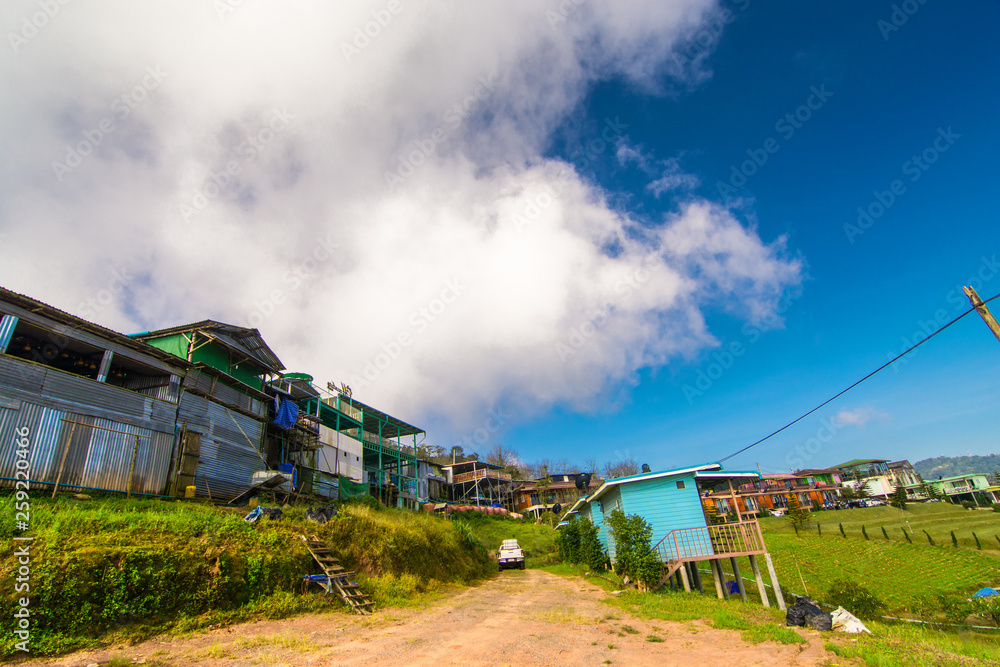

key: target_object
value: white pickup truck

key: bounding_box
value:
[497,538,525,571]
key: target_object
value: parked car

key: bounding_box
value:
[497,538,525,571]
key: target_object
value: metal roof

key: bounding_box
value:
[0,285,191,369]
[132,320,285,373]
[587,462,724,502]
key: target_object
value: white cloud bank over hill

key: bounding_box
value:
[0,0,801,433]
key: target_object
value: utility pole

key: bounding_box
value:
[964,286,1000,344]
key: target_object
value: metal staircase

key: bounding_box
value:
[300,535,374,614]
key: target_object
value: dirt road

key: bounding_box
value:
[31,570,835,666]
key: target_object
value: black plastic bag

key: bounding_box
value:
[805,612,833,631]
[786,596,823,627]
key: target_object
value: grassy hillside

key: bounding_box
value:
[914,454,1000,479]
[0,495,498,657]
[762,503,1000,552]
[462,513,559,567]
[758,504,1000,613]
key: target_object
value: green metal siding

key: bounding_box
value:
[143,333,188,359]
[618,473,708,551]
[190,342,262,390]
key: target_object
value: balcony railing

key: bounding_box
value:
[946,484,972,494]
[452,468,513,484]
[323,394,363,422]
[652,521,766,563]
[343,427,414,455]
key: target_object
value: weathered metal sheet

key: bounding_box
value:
[0,396,175,495]
[177,391,265,500]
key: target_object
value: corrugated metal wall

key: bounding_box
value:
[177,392,265,500]
[0,353,180,495]
[0,398,175,495]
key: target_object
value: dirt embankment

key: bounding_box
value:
[27,570,835,667]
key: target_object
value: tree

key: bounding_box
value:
[579,518,606,572]
[889,485,908,510]
[604,456,639,479]
[556,517,582,563]
[606,509,662,587]
[536,467,552,509]
[846,475,872,500]
[785,493,812,531]
[485,442,526,480]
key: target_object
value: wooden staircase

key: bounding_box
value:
[300,535,374,615]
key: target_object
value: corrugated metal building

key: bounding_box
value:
[0,287,188,496]
[134,321,284,500]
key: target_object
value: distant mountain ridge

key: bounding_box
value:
[913,454,1000,480]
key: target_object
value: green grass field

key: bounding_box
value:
[762,502,1000,551]
[753,504,1000,613]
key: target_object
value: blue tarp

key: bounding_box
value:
[973,588,999,598]
[274,396,299,429]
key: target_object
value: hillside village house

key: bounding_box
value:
[831,459,918,498]
[564,462,786,608]
[514,472,602,518]
[442,460,515,510]
[704,471,842,517]
[0,286,190,497]
[904,473,994,505]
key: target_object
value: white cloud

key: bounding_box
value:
[0,0,802,436]
[834,406,890,428]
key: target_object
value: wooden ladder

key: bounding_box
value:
[300,535,374,615]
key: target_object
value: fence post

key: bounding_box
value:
[51,423,78,499]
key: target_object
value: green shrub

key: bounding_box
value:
[991,504,1000,513]
[825,579,886,620]
[606,510,661,587]
[556,518,582,563]
[579,518,607,572]
[961,501,976,510]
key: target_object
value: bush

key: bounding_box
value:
[606,510,661,587]
[556,518,582,563]
[961,500,976,510]
[825,579,886,620]
[992,504,1000,513]
[578,518,607,572]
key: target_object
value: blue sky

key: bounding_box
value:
[497,0,1000,474]
[2,0,998,477]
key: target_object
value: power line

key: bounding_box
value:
[718,291,1000,464]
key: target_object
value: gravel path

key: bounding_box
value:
[26,569,837,666]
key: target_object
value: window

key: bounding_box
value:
[676,481,685,489]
